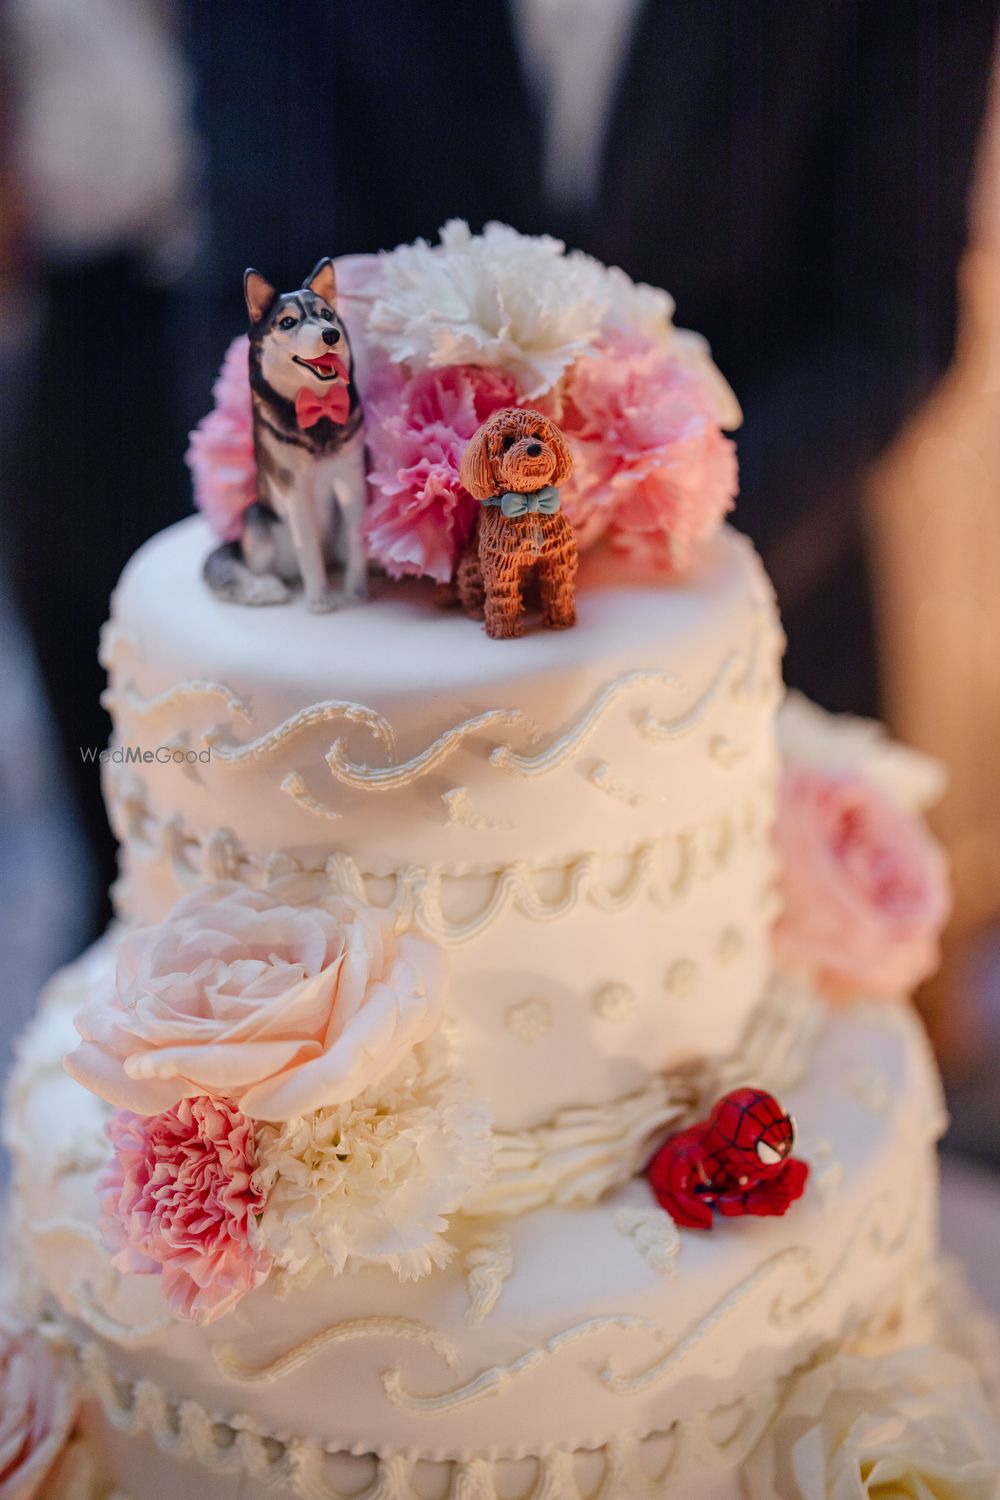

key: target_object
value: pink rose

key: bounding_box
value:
[99,1097,270,1325]
[556,327,738,572]
[66,879,447,1120]
[185,335,256,542]
[0,1311,78,1500]
[364,362,520,582]
[775,767,951,999]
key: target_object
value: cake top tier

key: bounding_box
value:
[105,517,780,884]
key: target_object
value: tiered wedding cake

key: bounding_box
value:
[3,224,998,1500]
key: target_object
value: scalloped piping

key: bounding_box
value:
[107,775,773,946]
[60,1330,791,1498]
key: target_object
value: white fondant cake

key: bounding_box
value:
[3,223,997,1500]
[100,518,782,1136]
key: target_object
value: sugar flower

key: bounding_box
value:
[775,767,950,1000]
[255,1033,494,1281]
[98,1096,270,1325]
[367,219,610,399]
[779,691,948,813]
[66,878,447,1120]
[742,1345,1000,1499]
[0,1307,78,1500]
[601,267,742,430]
[364,362,520,582]
[186,335,255,541]
[557,326,738,571]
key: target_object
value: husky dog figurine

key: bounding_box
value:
[204,258,368,611]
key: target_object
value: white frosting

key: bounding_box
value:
[101,519,782,1132]
[6,511,969,1499]
[8,953,943,1476]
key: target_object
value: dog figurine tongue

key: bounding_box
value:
[202,258,368,612]
[458,408,579,640]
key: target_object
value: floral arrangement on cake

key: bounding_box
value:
[188,220,741,584]
[774,694,951,1001]
[65,879,494,1324]
[743,1343,1000,1499]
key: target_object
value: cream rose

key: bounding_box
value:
[742,1345,1000,1499]
[0,1311,78,1500]
[65,879,447,1121]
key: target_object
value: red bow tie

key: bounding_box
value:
[295,382,351,428]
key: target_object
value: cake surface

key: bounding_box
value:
[102,516,782,1134]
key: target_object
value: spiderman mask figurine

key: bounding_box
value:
[646,1088,809,1230]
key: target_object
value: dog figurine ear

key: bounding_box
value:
[460,422,497,501]
[244,269,278,325]
[304,256,337,307]
[546,419,574,487]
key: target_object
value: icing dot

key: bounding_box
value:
[665,959,700,998]
[506,998,553,1043]
[717,927,744,966]
[848,1066,893,1118]
[592,982,638,1024]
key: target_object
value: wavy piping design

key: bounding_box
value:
[203,701,397,765]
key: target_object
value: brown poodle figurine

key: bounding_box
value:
[458,408,578,639]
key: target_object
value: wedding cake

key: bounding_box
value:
[4,223,998,1500]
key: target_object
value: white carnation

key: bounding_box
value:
[602,263,677,338]
[366,218,610,398]
[254,1033,494,1282]
[778,690,947,811]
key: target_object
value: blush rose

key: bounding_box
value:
[775,767,950,999]
[0,1311,78,1500]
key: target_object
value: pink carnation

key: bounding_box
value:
[0,1309,78,1500]
[98,1096,271,1325]
[557,328,738,571]
[364,362,520,583]
[775,767,951,1000]
[186,335,255,541]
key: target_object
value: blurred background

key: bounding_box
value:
[0,1,998,1187]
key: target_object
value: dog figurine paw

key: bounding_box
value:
[458,408,578,640]
[204,258,368,609]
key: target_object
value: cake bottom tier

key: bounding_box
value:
[6,945,955,1499]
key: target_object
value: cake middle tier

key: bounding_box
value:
[101,519,783,1131]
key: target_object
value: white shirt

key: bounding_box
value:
[510,0,645,210]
